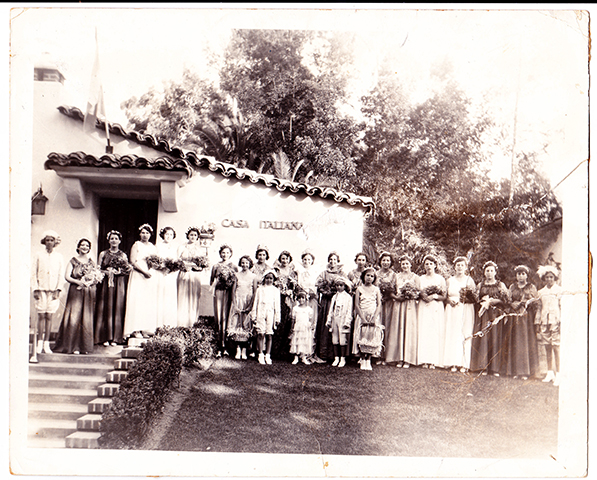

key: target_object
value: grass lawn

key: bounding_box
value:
[153,357,558,459]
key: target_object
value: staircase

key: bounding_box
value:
[27,344,143,449]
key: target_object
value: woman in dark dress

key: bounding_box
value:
[210,244,238,356]
[503,265,539,379]
[271,250,298,361]
[94,231,130,346]
[55,238,101,354]
[470,261,510,376]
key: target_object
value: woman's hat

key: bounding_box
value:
[334,277,353,289]
[41,230,61,245]
[537,265,559,280]
[262,269,278,280]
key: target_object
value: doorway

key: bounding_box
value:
[98,198,159,257]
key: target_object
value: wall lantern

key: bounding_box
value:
[31,186,48,215]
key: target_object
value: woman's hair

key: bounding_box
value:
[354,252,368,262]
[378,251,393,267]
[514,264,530,275]
[76,237,92,254]
[255,245,270,260]
[423,254,438,266]
[296,290,308,300]
[159,226,176,240]
[397,254,412,264]
[301,250,315,262]
[185,226,200,239]
[360,267,377,283]
[238,255,254,269]
[138,224,154,235]
[278,250,293,263]
[106,230,122,241]
[328,251,340,263]
[219,244,233,257]
[483,261,498,272]
[453,256,468,266]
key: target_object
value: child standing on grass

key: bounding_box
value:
[251,270,281,365]
[535,266,562,387]
[290,290,314,365]
[354,267,382,371]
[326,278,353,367]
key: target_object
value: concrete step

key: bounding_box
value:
[29,363,114,377]
[32,351,122,366]
[115,358,137,370]
[29,373,106,390]
[88,398,113,414]
[28,387,98,405]
[28,418,77,439]
[126,338,148,348]
[28,403,88,421]
[97,383,120,397]
[76,414,102,431]
[106,370,128,383]
[121,347,144,359]
[65,431,102,449]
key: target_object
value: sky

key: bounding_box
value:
[9,5,590,186]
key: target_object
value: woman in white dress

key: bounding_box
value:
[156,227,178,329]
[296,250,319,360]
[124,224,158,339]
[417,254,447,369]
[442,256,476,372]
[177,227,206,327]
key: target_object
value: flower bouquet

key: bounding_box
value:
[316,278,335,297]
[216,265,236,289]
[275,276,297,298]
[190,256,209,271]
[79,264,104,289]
[145,255,165,271]
[104,256,132,287]
[424,285,444,297]
[378,280,396,299]
[164,258,185,274]
[399,283,420,301]
[459,286,477,304]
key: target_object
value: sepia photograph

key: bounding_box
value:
[8,4,590,478]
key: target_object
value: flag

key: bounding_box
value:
[83,29,107,133]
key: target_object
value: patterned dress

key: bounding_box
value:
[290,305,314,355]
[227,270,257,343]
[94,249,129,344]
[315,265,346,360]
[353,284,383,356]
[272,263,298,360]
[54,257,96,354]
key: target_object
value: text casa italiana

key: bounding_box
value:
[221,219,303,231]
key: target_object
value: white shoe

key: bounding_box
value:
[43,341,53,354]
[258,353,266,365]
[543,371,555,383]
[553,373,560,387]
[338,358,346,368]
[451,367,457,373]
[403,363,410,369]
[360,361,367,370]
[241,349,247,360]
[332,357,340,367]
[36,340,43,354]
[292,356,299,365]
[235,347,242,360]
[366,359,373,370]
[265,354,272,365]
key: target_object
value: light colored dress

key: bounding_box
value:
[442,275,476,369]
[326,291,353,346]
[227,269,257,343]
[251,284,281,335]
[396,271,420,365]
[290,305,314,355]
[296,265,319,353]
[417,273,447,366]
[156,241,178,329]
[177,242,204,328]
[353,284,382,356]
[124,241,158,337]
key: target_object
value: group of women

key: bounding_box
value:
[32,227,562,386]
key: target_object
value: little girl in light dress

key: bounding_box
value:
[290,291,314,365]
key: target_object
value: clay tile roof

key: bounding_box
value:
[57,105,375,211]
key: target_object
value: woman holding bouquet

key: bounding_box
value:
[377,252,400,365]
[94,231,130,346]
[417,254,447,369]
[296,250,319,360]
[395,254,420,368]
[54,238,101,354]
[442,256,476,373]
[210,244,238,355]
[470,261,509,376]
[177,227,207,328]
[227,255,257,360]
[156,227,179,329]
[123,224,158,339]
[315,252,346,362]
[503,265,539,379]
[272,250,298,360]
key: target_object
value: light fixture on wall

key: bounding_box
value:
[31,185,48,215]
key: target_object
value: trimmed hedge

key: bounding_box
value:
[98,337,183,449]
[155,317,218,367]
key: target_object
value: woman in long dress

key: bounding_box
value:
[442,256,476,372]
[156,226,178,329]
[503,265,539,379]
[315,252,346,362]
[210,244,238,355]
[296,250,320,361]
[54,238,99,354]
[227,255,257,360]
[123,224,159,339]
[94,230,130,346]
[252,245,271,282]
[470,261,509,376]
[395,254,420,368]
[272,250,298,361]
[417,254,447,369]
[177,227,206,327]
[377,252,399,365]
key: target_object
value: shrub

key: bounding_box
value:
[98,337,183,449]
[154,317,217,367]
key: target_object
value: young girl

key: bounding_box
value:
[354,267,382,371]
[326,277,353,367]
[535,266,562,386]
[250,270,281,365]
[290,290,314,365]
